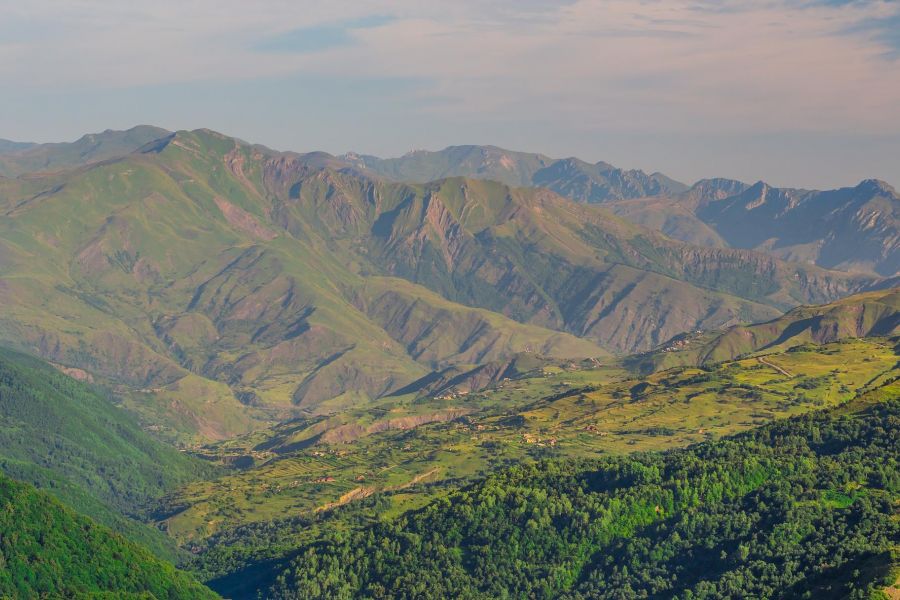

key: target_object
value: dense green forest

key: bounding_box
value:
[0,347,216,557]
[0,332,897,599]
[259,383,899,600]
[0,471,217,598]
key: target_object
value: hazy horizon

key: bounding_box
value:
[2,0,899,189]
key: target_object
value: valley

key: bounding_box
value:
[4,0,900,595]
[0,126,897,599]
[162,334,898,545]
[0,129,888,444]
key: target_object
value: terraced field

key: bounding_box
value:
[162,336,899,543]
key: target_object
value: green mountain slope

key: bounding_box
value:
[292,170,877,348]
[164,333,898,546]
[0,128,886,440]
[261,381,900,600]
[0,347,216,558]
[630,287,900,373]
[0,472,217,599]
[0,125,170,177]
[345,145,898,277]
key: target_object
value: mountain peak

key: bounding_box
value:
[856,178,897,196]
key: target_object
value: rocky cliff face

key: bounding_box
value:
[606,178,900,277]
[695,179,899,275]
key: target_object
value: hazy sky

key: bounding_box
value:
[1,0,899,188]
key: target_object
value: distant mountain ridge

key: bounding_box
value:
[0,125,169,177]
[3,129,894,276]
[0,139,37,154]
[0,128,888,440]
[342,144,689,202]
[337,144,898,276]
[607,178,900,276]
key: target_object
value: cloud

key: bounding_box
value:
[0,0,898,138]
[840,10,900,58]
[254,15,394,54]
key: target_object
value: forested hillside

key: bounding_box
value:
[0,347,215,557]
[262,383,900,599]
[0,472,217,598]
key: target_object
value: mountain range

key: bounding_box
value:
[3,128,896,276]
[0,127,893,442]
[0,126,898,598]
[606,178,900,276]
[0,125,168,177]
[341,145,900,277]
[341,144,689,202]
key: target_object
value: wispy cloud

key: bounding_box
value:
[254,15,393,54]
[0,0,898,186]
[840,10,900,58]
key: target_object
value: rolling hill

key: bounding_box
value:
[162,313,899,547]
[0,128,888,441]
[629,287,900,373]
[184,370,900,599]
[260,382,900,600]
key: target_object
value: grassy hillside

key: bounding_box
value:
[0,125,169,176]
[0,347,216,558]
[349,146,899,277]
[161,335,898,547]
[0,472,217,598]
[629,288,900,373]
[260,381,900,599]
[0,128,884,440]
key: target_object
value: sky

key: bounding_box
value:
[1,0,899,189]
